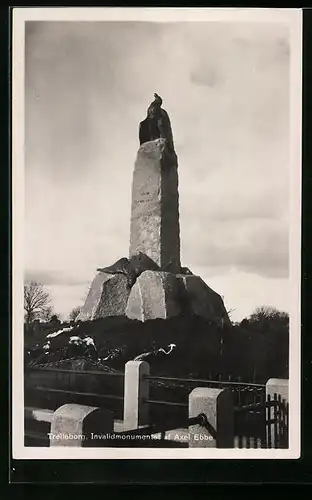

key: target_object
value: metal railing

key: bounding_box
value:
[234,393,289,449]
[26,365,265,387]
[24,410,216,448]
[145,375,265,408]
[25,365,123,377]
[24,363,288,450]
[116,413,216,438]
[145,375,265,388]
[25,365,266,409]
[28,386,124,401]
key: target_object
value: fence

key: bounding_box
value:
[234,394,289,448]
[24,361,288,449]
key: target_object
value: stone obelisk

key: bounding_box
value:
[77,93,231,326]
[129,138,180,273]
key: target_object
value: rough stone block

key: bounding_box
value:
[177,274,231,325]
[49,403,113,447]
[77,272,130,321]
[129,138,181,273]
[189,387,234,448]
[125,270,181,322]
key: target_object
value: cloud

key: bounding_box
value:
[24,20,291,319]
[181,212,288,278]
[190,64,225,88]
[192,267,289,322]
[205,230,288,278]
[25,270,88,287]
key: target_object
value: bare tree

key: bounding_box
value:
[69,306,82,322]
[249,305,288,323]
[40,305,55,323]
[248,305,289,333]
[24,281,51,324]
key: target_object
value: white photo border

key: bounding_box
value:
[12,7,302,460]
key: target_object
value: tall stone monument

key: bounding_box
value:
[129,138,180,273]
[77,94,230,326]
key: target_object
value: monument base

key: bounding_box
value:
[77,272,130,322]
[125,270,182,321]
[78,260,230,325]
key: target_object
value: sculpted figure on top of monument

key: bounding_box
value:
[139,93,175,153]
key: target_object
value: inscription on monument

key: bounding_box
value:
[129,136,180,272]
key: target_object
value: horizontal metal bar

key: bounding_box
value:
[144,399,188,408]
[24,430,49,442]
[234,403,265,412]
[27,368,266,388]
[234,401,287,412]
[117,424,182,437]
[196,414,217,440]
[117,415,205,437]
[266,419,288,426]
[27,386,124,400]
[25,366,123,377]
[145,375,265,388]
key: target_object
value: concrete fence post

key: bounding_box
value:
[123,360,150,430]
[49,403,114,447]
[266,378,289,447]
[266,378,289,403]
[189,387,234,448]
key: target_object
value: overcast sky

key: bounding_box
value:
[24,20,291,322]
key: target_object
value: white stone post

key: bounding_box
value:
[266,378,289,402]
[189,387,234,448]
[266,378,289,448]
[49,404,113,447]
[123,360,150,430]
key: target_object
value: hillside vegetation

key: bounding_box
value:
[24,312,288,383]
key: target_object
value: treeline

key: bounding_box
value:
[24,306,289,384]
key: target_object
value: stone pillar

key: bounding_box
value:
[49,404,113,447]
[266,378,289,403]
[189,388,234,448]
[129,138,180,273]
[123,360,150,430]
